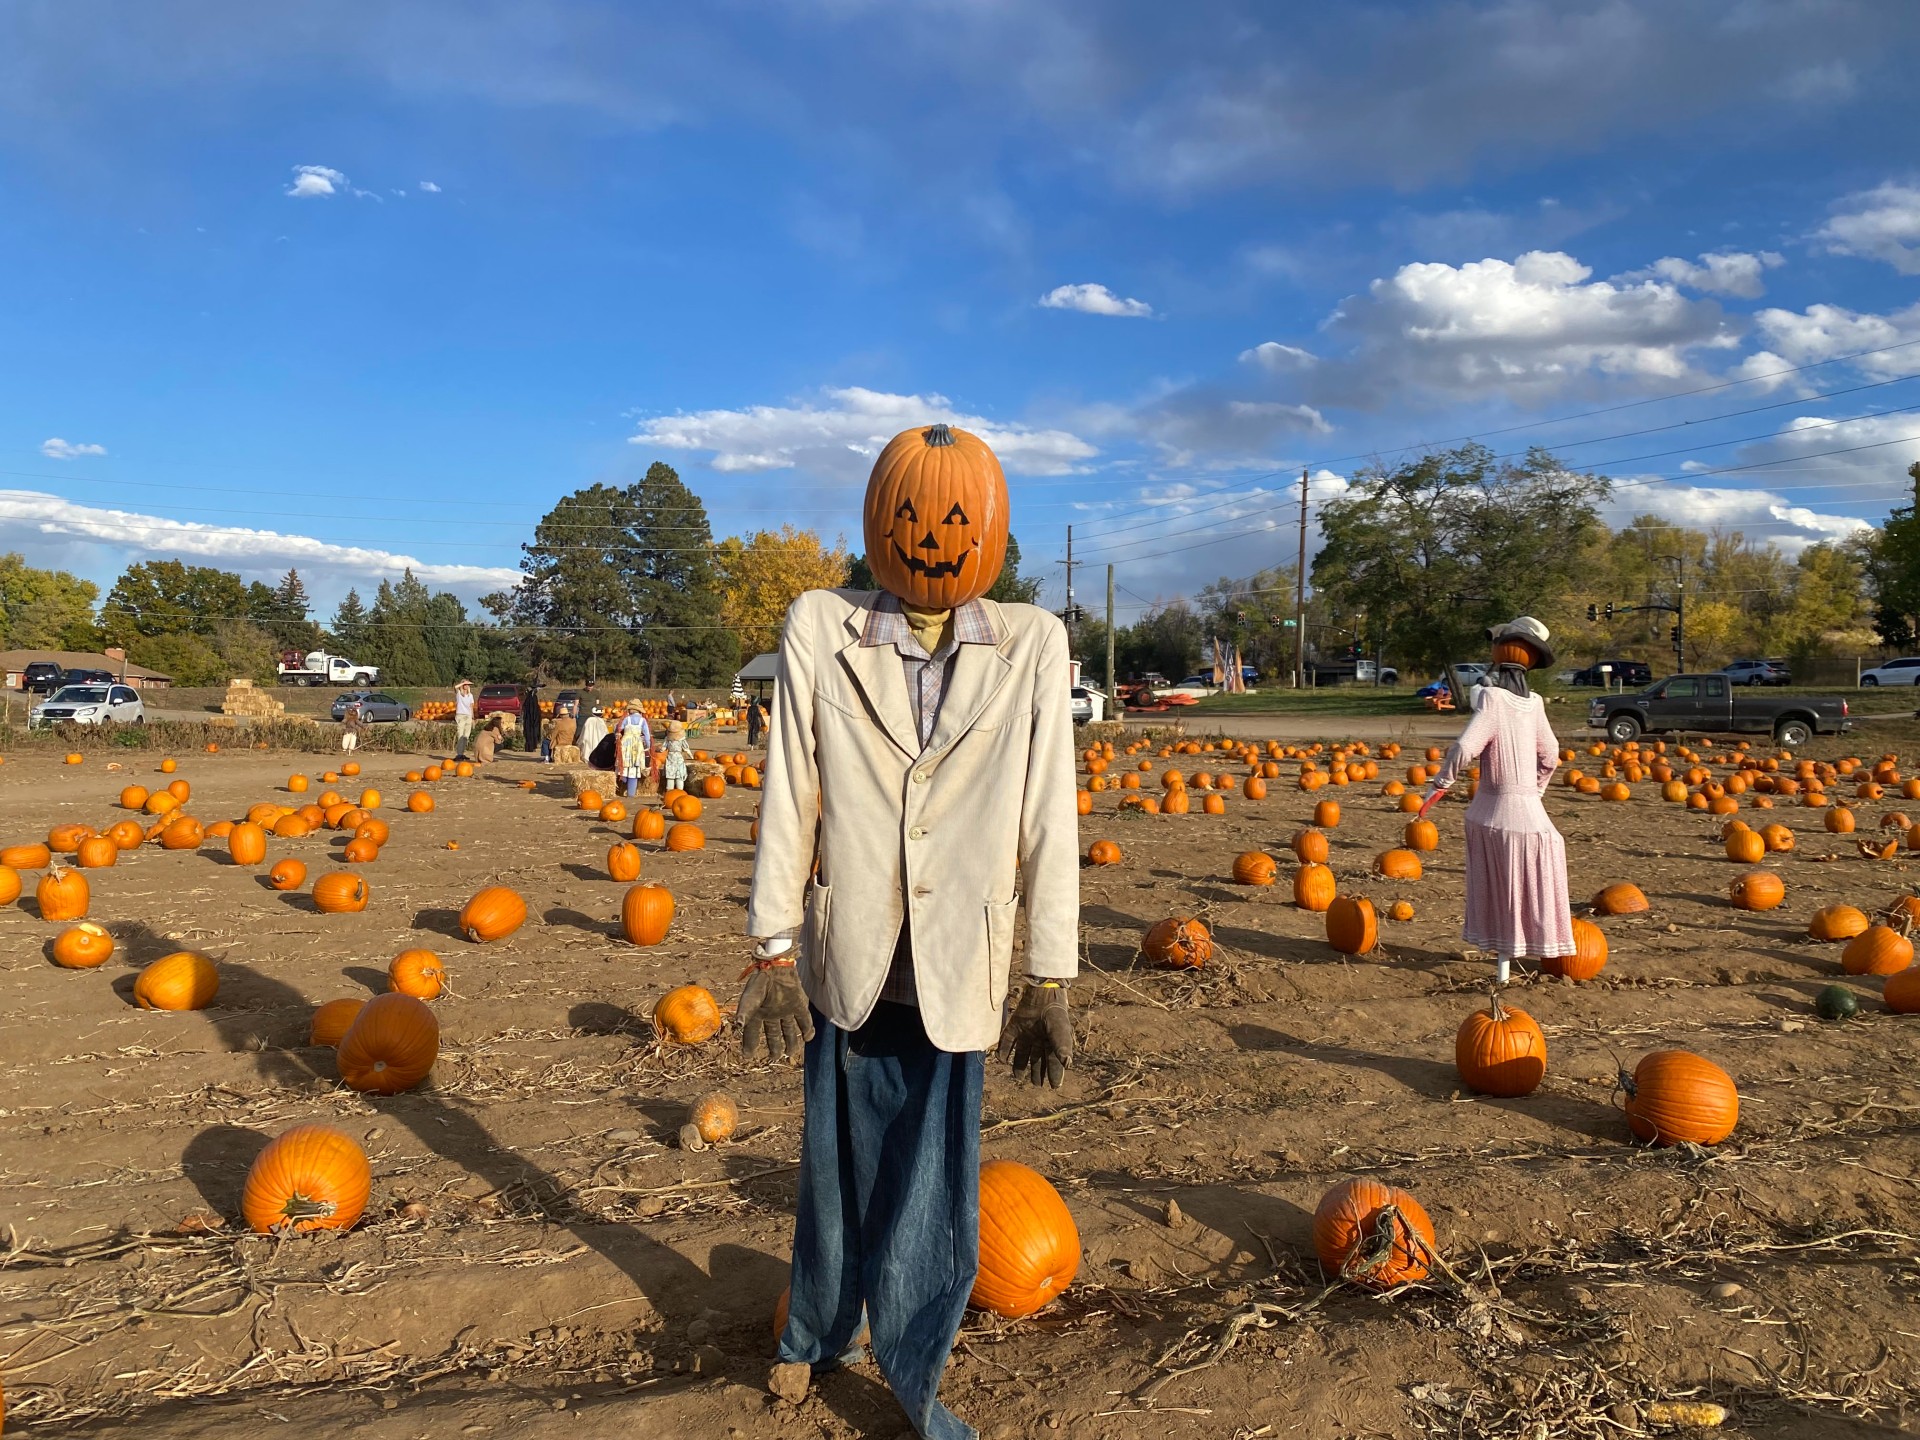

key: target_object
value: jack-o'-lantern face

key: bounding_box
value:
[863,423,1010,609]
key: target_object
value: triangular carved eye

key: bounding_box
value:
[895,500,917,522]
[942,503,969,525]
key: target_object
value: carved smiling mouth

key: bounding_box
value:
[891,542,971,580]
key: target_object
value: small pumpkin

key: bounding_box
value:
[1883,965,1920,1013]
[1142,916,1211,968]
[342,837,380,863]
[119,784,150,810]
[670,794,704,822]
[1591,882,1649,915]
[1291,828,1330,864]
[1313,799,1341,828]
[36,864,89,922]
[309,998,365,1047]
[1621,1050,1738,1146]
[2,842,52,870]
[388,949,446,999]
[608,842,643,883]
[336,992,439,1094]
[1841,924,1913,976]
[1374,848,1422,881]
[241,1123,371,1235]
[0,864,20,906]
[312,872,370,914]
[687,1090,738,1144]
[578,789,604,811]
[654,984,724,1044]
[1455,992,1546,1096]
[406,791,434,814]
[1808,904,1869,941]
[48,822,94,853]
[1293,862,1336,912]
[970,1159,1080,1318]
[665,822,707,852]
[107,819,144,850]
[633,809,668,841]
[1403,818,1439,852]
[268,858,308,891]
[228,821,268,867]
[160,816,205,850]
[1086,839,1122,866]
[134,951,220,1010]
[1543,917,1607,981]
[1815,983,1860,1020]
[75,834,118,868]
[51,922,115,968]
[1231,850,1277,885]
[1312,1177,1436,1289]
[599,800,627,823]
[1326,895,1377,955]
[459,885,527,942]
[1728,869,1785,911]
[621,883,676,946]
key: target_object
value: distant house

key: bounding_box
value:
[2,647,174,690]
[736,652,779,699]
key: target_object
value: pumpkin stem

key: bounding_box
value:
[922,423,956,447]
[1486,987,1507,1022]
[277,1191,338,1225]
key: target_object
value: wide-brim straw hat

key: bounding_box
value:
[1487,615,1554,669]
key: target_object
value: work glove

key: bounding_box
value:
[739,938,814,1063]
[997,981,1073,1088]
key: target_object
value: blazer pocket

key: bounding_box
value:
[985,896,1019,1009]
[803,881,833,992]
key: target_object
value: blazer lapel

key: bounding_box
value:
[924,640,1015,757]
[837,635,922,760]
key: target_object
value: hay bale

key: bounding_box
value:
[552,744,583,766]
[568,768,611,798]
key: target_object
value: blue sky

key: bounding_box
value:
[3,0,1919,626]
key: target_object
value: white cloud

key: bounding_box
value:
[418,180,442,192]
[1638,250,1783,299]
[285,164,348,198]
[0,488,520,591]
[630,386,1099,480]
[1238,341,1317,372]
[1037,283,1153,318]
[1602,480,1873,556]
[1816,181,1920,274]
[40,437,106,460]
[1733,300,1920,391]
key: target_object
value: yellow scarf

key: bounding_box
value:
[901,604,954,658]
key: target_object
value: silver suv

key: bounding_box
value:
[31,683,145,727]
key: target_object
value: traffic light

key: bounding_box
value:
[1605,602,1615,621]
[1669,626,1680,643]
[1586,604,1597,621]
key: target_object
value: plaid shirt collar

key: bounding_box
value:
[860,592,999,657]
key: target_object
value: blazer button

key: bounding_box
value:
[908,826,926,840]
[913,770,930,783]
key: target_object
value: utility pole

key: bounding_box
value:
[1293,467,1309,689]
[1063,524,1076,650]
[1105,564,1116,711]
[1673,550,1686,670]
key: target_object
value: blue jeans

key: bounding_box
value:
[781,1002,983,1440]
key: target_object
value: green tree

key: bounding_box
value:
[330,589,370,653]
[0,554,99,650]
[630,462,735,685]
[247,568,320,653]
[363,572,437,686]
[1864,463,1920,650]
[1312,444,1610,673]
[129,632,225,685]
[102,560,249,646]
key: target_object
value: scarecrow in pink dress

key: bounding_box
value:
[1419,616,1576,985]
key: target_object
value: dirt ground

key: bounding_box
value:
[2,726,1917,1440]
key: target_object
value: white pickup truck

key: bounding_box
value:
[276,650,379,687]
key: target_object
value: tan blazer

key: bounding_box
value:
[747,589,1079,1052]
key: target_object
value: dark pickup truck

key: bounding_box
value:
[1587,673,1851,748]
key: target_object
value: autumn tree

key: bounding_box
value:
[1864,463,1920,649]
[0,554,100,650]
[715,526,850,655]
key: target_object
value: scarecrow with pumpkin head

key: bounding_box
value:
[743,423,1079,1439]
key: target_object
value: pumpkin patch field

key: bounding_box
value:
[1,729,1919,1439]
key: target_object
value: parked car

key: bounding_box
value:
[20,661,65,694]
[475,683,524,718]
[1353,660,1400,685]
[1069,686,1107,725]
[60,667,116,686]
[1567,659,1654,688]
[30,683,145,728]
[1416,663,1486,700]
[1587,673,1850,747]
[1860,657,1920,686]
[330,690,413,723]
[1720,659,1791,687]
[554,688,603,718]
[1160,674,1220,699]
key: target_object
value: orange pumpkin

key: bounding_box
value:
[406,791,434,814]
[1374,848,1423,881]
[1291,828,1330,864]
[578,789,605,812]
[1312,799,1341,829]
[287,774,310,794]
[1086,839,1122,866]
[106,819,144,850]
[1591,882,1649,915]
[687,1090,739,1144]
[670,794,704,822]
[119,784,150,810]
[1142,916,1211,968]
[228,821,268,867]
[75,834,118,869]
[341,761,360,776]
[241,1124,370,1235]
[621,883,676,946]
[308,998,365,1047]
[1403,818,1439,851]
[51,922,115,968]
[700,774,727,800]
[133,951,219,1010]
[1455,993,1546,1096]
[1885,965,1920,1013]
[0,864,21,906]
[970,1159,1080,1317]
[863,422,1010,608]
[633,809,668,842]
[608,841,643,883]
[342,837,380,863]
[1325,895,1377,955]
[653,984,723,1044]
[1728,869,1785,911]
[336,993,439,1094]
[388,949,446,999]
[1543,917,1607,981]
[1841,924,1913,976]
[459,885,527,942]
[1621,1050,1738,1146]
[1231,850,1277,885]
[354,818,390,846]
[1293,862,1335,912]
[268,858,307,891]
[35,865,89,922]
[312,873,370,914]
[1312,1178,1436,1289]
[1724,828,1766,865]
[665,822,707,852]
[1807,904,1870,942]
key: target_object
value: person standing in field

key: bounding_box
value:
[746,697,764,749]
[453,679,475,760]
[617,709,652,798]
[548,701,577,763]
[340,705,366,754]
[1420,616,1576,985]
[661,720,690,794]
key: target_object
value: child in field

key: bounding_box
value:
[661,720,689,795]
[340,708,366,754]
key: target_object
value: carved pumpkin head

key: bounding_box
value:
[863,423,1010,608]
